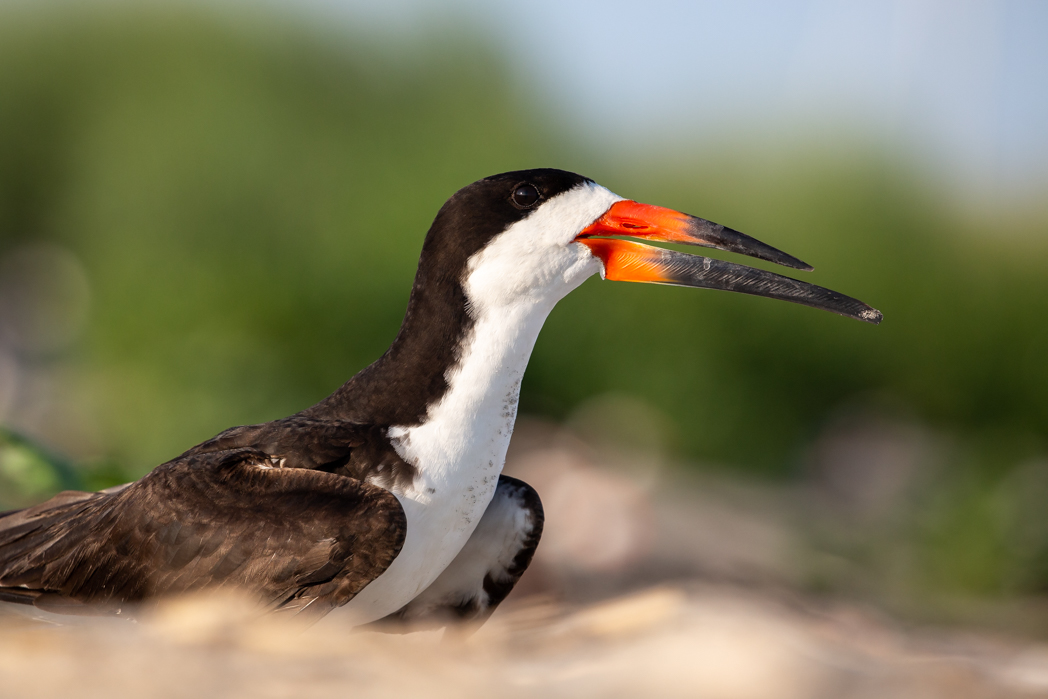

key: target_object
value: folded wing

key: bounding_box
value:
[0,447,406,617]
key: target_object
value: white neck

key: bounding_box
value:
[339,182,618,622]
[388,180,618,494]
[390,295,556,489]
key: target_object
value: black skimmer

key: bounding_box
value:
[0,169,880,628]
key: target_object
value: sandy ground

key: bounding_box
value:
[3,584,1048,699]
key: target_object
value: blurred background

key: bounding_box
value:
[1,0,1048,655]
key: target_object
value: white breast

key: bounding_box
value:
[336,182,620,624]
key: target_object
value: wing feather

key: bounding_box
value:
[0,447,406,617]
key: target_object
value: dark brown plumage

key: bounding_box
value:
[0,447,406,616]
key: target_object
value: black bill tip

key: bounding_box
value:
[688,218,814,272]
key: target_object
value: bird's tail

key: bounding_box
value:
[0,490,107,606]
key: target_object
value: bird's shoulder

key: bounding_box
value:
[181,415,417,491]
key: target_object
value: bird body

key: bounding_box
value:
[0,169,880,628]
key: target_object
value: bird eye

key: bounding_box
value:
[511,183,540,208]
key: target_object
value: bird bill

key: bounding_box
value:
[576,200,882,324]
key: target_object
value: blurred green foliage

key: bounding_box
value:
[1,5,1047,608]
[0,425,86,510]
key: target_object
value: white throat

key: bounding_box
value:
[337,181,621,622]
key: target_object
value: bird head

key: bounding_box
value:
[421,168,881,324]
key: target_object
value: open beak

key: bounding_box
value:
[576,200,882,324]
